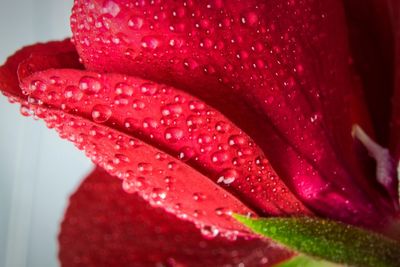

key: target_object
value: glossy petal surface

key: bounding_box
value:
[59,167,293,267]
[0,40,310,237]
[71,0,396,226]
[0,39,80,98]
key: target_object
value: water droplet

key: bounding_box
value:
[20,105,33,117]
[161,103,183,116]
[167,162,177,170]
[30,80,47,92]
[193,192,206,201]
[137,162,153,174]
[91,104,112,123]
[151,188,167,203]
[215,207,226,216]
[114,95,129,106]
[178,146,196,161]
[197,134,212,144]
[215,121,230,133]
[124,117,139,129]
[211,151,229,165]
[132,100,146,110]
[79,76,102,95]
[141,36,160,50]
[200,225,219,238]
[101,0,120,17]
[122,179,136,193]
[164,127,184,143]
[135,177,147,189]
[114,153,130,163]
[142,118,159,129]
[183,58,199,70]
[188,100,205,112]
[64,85,83,102]
[140,83,158,96]
[128,16,144,30]
[310,113,321,123]
[115,82,133,96]
[217,169,239,185]
[186,115,204,128]
[241,11,259,26]
[228,135,246,147]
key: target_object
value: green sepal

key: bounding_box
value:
[274,254,341,267]
[233,215,400,267]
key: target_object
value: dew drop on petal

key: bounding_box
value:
[211,151,229,165]
[122,179,136,194]
[91,104,112,123]
[79,76,102,95]
[30,80,47,92]
[164,127,184,143]
[64,85,83,102]
[140,82,158,96]
[141,36,160,50]
[178,146,196,161]
[128,16,144,30]
[200,225,219,239]
[101,0,120,17]
[137,162,153,174]
[217,169,239,185]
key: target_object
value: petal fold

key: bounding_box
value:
[71,0,396,226]
[0,40,310,237]
[59,167,293,267]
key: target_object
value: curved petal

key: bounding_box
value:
[70,0,396,226]
[59,167,293,267]
[389,0,400,159]
[343,0,395,146]
[342,0,399,207]
[0,41,310,237]
[0,39,80,98]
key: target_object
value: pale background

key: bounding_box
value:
[0,0,93,266]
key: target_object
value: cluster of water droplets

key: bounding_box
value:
[16,65,312,239]
[69,0,349,193]
[15,0,378,237]
[18,72,270,238]
[77,0,377,221]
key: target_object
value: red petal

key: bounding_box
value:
[343,0,400,208]
[59,167,293,267]
[21,67,309,217]
[390,0,400,159]
[0,41,310,237]
[71,0,396,226]
[343,0,395,146]
[0,39,80,98]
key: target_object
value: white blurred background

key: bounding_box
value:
[0,1,93,266]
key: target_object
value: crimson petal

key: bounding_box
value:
[390,0,400,160]
[0,40,310,237]
[343,0,395,146]
[71,0,396,226]
[59,167,293,267]
[343,0,400,208]
[0,39,80,99]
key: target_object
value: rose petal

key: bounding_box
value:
[342,0,400,207]
[0,39,80,98]
[0,41,310,237]
[389,0,400,159]
[21,67,309,217]
[59,167,293,267]
[71,0,396,226]
[343,0,395,146]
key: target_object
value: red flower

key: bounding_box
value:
[0,0,399,266]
